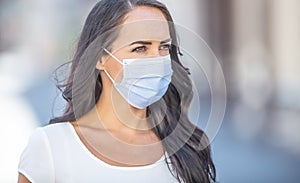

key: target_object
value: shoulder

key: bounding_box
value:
[18,122,72,167]
[29,122,75,148]
[18,124,69,183]
[18,123,70,159]
[25,122,71,140]
[18,122,72,182]
[42,122,70,131]
[40,122,71,135]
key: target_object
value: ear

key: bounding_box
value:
[96,59,105,70]
[96,54,108,70]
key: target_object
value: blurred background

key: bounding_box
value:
[0,0,299,182]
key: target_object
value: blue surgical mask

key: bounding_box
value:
[103,48,173,109]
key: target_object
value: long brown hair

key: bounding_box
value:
[50,0,216,182]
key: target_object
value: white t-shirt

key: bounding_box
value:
[18,122,180,183]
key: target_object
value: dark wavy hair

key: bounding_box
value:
[50,0,216,182]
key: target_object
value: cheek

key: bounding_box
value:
[106,49,130,81]
[106,61,124,82]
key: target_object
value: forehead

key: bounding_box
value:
[125,6,167,22]
[112,6,170,49]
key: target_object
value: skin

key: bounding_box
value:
[18,6,171,183]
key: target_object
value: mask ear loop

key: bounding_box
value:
[103,70,115,84]
[103,48,123,64]
[102,48,124,84]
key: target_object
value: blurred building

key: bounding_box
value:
[206,0,300,154]
[162,0,300,182]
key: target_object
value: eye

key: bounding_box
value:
[159,44,171,51]
[132,46,147,53]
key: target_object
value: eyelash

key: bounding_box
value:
[160,44,171,51]
[132,46,147,53]
[131,44,171,53]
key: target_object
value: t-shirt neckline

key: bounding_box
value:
[65,122,167,171]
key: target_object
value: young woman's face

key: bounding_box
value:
[97,6,171,82]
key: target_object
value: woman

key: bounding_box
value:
[18,0,216,182]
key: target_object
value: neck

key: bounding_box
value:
[94,75,150,133]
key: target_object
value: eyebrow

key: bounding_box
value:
[129,38,172,45]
